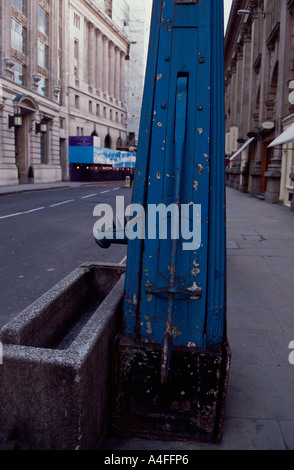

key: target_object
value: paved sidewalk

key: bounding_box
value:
[103,187,294,451]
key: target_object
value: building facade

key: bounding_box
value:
[0,0,135,186]
[225,0,294,209]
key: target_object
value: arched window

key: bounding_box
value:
[104,134,111,148]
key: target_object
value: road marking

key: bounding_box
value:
[81,194,97,199]
[0,212,22,220]
[101,190,111,194]
[24,207,45,214]
[119,255,127,265]
[112,187,120,191]
[50,200,74,208]
[0,207,45,220]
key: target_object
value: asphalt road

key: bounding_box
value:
[0,183,132,328]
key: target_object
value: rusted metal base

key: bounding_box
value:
[111,337,231,444]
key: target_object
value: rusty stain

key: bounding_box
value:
[157,122,163,127]
[198,128,203,134]
[191,267,200,277]
[197,164,204,175]
[193,181,198,190]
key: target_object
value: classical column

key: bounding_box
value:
[120,51,126,102]
[96,29,103,90]
[265,1,288,204]
[88,22,95,87]
[114,47,120,99]
[0,0,12,76]
[102,35,109,95]
[28,0,38,90]
[109,41,115,97]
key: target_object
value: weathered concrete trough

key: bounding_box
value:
[0,262,125,450]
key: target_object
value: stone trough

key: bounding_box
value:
[0,262,125,450]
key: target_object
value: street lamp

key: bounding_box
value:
[8,111,22,129]
[237,9,268,19]
[36,119,48,135]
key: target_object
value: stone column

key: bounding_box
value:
[28,0,38,90]
[120,51,126,102]
[88,22,95,87]
[114,47,120,100]
[0,0,12,76]
[109,41,115,97]
[290,173,294,211]
[83,19,88,84]
[103,36,109,95]
[265,1,288,204]
[96,30,103,90]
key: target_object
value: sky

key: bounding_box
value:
[224,0,233,29]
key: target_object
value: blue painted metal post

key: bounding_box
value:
[102,0,231,443]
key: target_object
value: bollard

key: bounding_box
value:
[125,176,131,188]
[96,0,231,444]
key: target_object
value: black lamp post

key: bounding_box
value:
[36,119,48,135]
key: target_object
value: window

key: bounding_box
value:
[13,60,26,86]
[11,0,27,16]
[38,6,49,36]
[74,13,80,29]
[38,75,48,97]
[75,95,80,108]
[58,0,63,19]
[58,27,62,50]
[58,55,62,80]
[38,40,49,69]
[74,39,79,60]
[11,18,27,54]
[89,101,93,113]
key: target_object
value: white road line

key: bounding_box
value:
[0,207,45,220]
[101,190,111,194]
[119,255,127,265]
[49,200,74,208]
[24,207,45,214]
[81,194,97,199]
[0,212,22,220]
[112,187,120,191]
